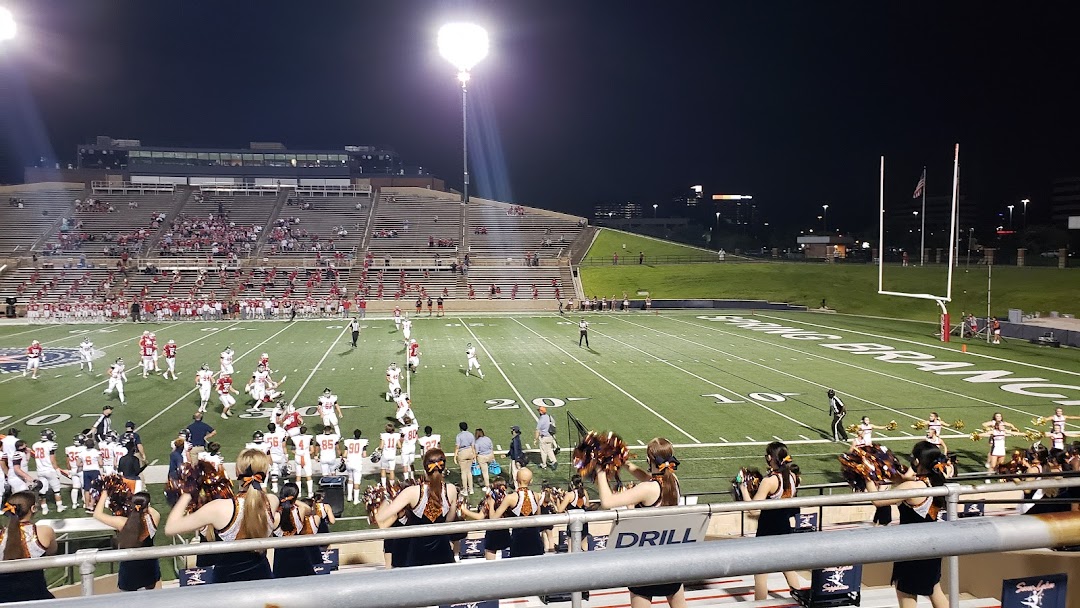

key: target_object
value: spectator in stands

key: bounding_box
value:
[93,491,161,591]
[164,449,281,584]
[0,491,58,601]
[596,438,686,608]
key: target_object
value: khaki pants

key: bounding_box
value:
[457,447,476,494]
[539,436,557,467]
[476,452,494,488]
[188,445,206,465]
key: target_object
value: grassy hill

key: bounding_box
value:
[583,228,716,263]
[581,231,1077,320]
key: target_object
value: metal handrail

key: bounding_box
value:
[0,477,1076,590]
[21,509,1080,608]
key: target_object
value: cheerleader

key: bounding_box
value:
[491,467,545,557]
[376,449,459,566]
[309,492,335,535]
[557,474,592,551]
[164,449,281,583]
[738,441,804,601]
[92,491,161,591]
[924,427,948,455]
[973,421,1024,472]
[853,416,888,448]
[380,482,410,569]
[1026,450,1076,515]
[272,483,319,578]
[866,441,948,608]
[0,491,57,602]
[458,477,511,560]
[1048,423,1076,452]
[595,437,687,608]
[980,412,1019,433]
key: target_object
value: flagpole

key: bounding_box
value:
[919,167,927,266]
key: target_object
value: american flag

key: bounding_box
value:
[912,171,925,199]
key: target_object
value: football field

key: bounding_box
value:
[2,310,1079,508]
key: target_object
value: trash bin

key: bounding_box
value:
[318,475,346,517]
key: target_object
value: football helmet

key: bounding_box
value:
[252,430,264,442]
[40,428,55,441]
[73,433,86,446]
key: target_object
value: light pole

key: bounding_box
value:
[715,211,720,228]
[653,204,658,218]
[822,204,829,232]
[1007,204,1015,230]
[0,7,16,42]
[438,23,489,205]
[1021,198,1030,229]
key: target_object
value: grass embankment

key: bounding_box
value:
[583,228,715,263]
[581,231,1077,320]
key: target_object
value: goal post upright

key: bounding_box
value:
[877,144,961,342]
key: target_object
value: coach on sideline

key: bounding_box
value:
[185,412,217,464]
[536,406,557,470]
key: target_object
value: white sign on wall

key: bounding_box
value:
[610,512,710,550]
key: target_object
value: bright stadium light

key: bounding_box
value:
[438,22,489,205]
[0,7,16,42]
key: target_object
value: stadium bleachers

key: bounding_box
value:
[43,192,177,256]
[458,264,573,301]
[0,186,81,255]
[365,190,463,264]
[157,193,278,258]
[265,191,371,257]
[465,198,586,262]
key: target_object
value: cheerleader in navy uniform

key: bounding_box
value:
[0,491,57,602]
[739,441,805,601]
[557,474,592,551]
[596,437,687,608]
[491,467,544,557]
[380,482,410,569]
[459,477,511,559]
[272,483,320,578]
[164,449,280,583]
[93,491,161,591]
[376,448,459,566]
[866,441,948,608]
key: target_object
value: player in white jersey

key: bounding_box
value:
[219,346,235,375]
[385,362,401,401]
[318,388,344,436]
[99,433,117,475]
[79,338,95,373]
[418,426,441,456]
[465,342,484,379]
[291,427,315,497]
[246,364,276,407]
[198,441,225,470]
[245,431,271,455]
[150,332,160,372]
[343,429,368,504]
[65,434,86,509]
[401,317,412,342]
[32,429,66,514]
[378,423,400,487]
[317,426,341,475]
[392,388,415,425]
[109,435,128,473]
[103,358,128,405]
[195,364,216,413]
[265,422,289,493]
[398,416,419,480]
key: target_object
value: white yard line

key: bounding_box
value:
[288,325,349,407]
[0,326,180,384]
[587,320,818,432]
[756,312,1080,378]
[662,315,1060,433]
[617,316,963,435]
[511,317,699,443]
[9,322,241,424]
[141,323,294,428]
[458,318,539,424]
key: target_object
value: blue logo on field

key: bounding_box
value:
[0,348,84,374]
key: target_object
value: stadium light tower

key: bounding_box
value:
[822,204,829,231]
[1021,198,1030,228]
[1007,204,1014,229]
[438,23,489,205]
[0,7,16,42]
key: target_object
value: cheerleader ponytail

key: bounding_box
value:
[117,492,152,549]
[235,449,272,540]
[2,492,35,561]
[278,483,300,534]
[766,441,800,497]
[647,438,680,507]
[911,441,948,510]
[421,448,448,522]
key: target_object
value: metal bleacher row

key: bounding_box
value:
[0,184,586,305]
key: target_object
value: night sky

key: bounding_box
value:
[2,1,1079,232]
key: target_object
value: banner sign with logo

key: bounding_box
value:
[439,601,499,608]
[610,512,710,550]
[180,566,216,586]
[795,511,818,532]
[1002,573,1066,608]
[810,564,862,603]
[459,537,486,560]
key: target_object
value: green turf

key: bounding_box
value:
[583,228,716,264]
[3,311,1079,535]
[581,261,1079,320]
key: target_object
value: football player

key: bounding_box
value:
[465,342,484,379]
[162,339,179,380]
[219,346,235,376]
[407,339,421,374]
[104,358,128,405]
[24,339,42,379]
[79,337,95,373]
[290,426,314,498]
[318,388,344,436]
[65,433,86,509]
[195,364,216,413]
[343,429,368,504]
[378,423,400,488]
[317,425,341,476]
[217,374,240,419]
[385,362,401,402]
[392,388,415,425]
[398,415,419,481]
[266,422,289,493]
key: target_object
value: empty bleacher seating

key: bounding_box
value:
[0,186,81,255]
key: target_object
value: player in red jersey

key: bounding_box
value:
[24,340,43,379]
[139,333,156,378]
[162,339,179,380]
[407,339,421,374]
[216,374,239,419]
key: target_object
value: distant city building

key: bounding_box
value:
[712,195,757,228]
[887,195,976,246]
[1050,177,1080,228]
[593,202,642,219]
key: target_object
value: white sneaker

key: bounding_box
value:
[56,505,67,513]
[221,413,229,419]
[41,505,49,515]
